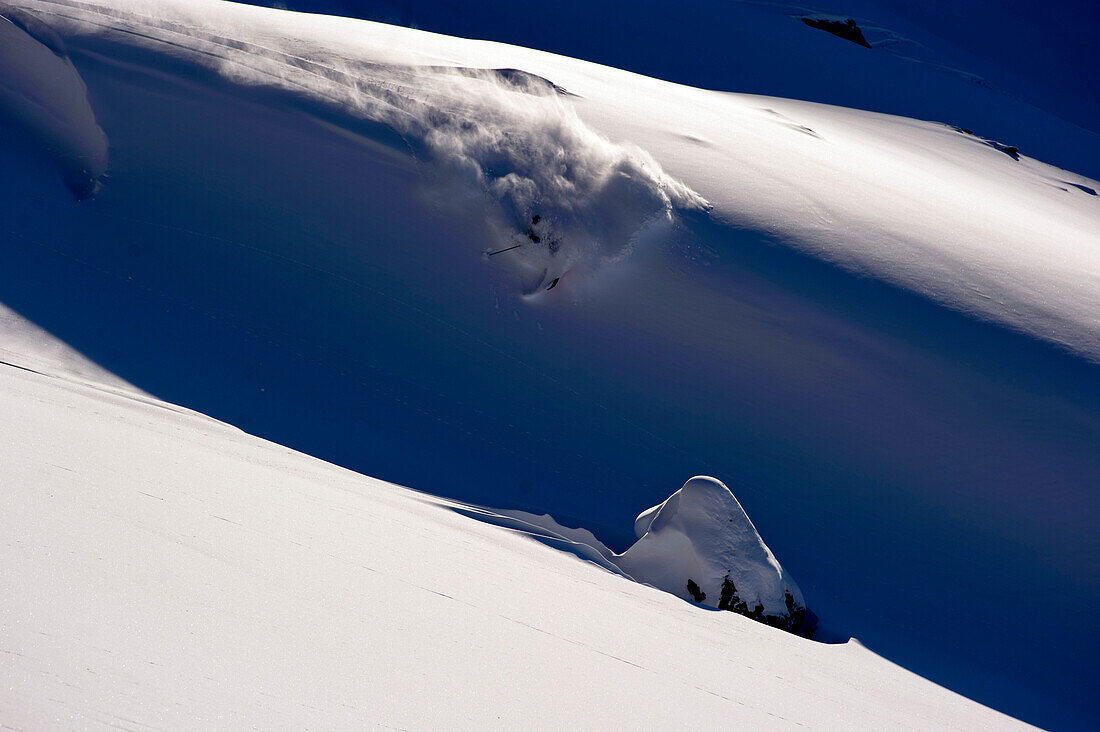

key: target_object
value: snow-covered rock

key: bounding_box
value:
[617,476,813,636]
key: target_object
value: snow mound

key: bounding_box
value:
[0,9,107,198]
[617,476,812,635]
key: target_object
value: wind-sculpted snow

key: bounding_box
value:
[2,1,1099,728]
[230,0,1100,179]
[464,477,814,636]
[10,0,704,291]
[0,8,106,198]
[618,477,808,629]
[23,0,1098,358]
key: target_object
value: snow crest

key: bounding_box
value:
[0,9,107,198]
[11,0,705,289]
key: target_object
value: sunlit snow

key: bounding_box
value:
[2,0,1097,728]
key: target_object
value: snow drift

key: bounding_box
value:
[0,8,107,198]
[476,477,815,635]
[7,0,705,292]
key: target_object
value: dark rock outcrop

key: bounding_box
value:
[800,17,872,49]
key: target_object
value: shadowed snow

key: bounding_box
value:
[6,0,705,292]
[1,1,1098,728]
[0,10,107,198]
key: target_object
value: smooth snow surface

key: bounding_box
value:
[0,363,1029,730]
[0,303,135,389]
[2,0,1098,728]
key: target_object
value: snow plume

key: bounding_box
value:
[405,68,709,292]
[224,53,710,291]
[6,0,705,290]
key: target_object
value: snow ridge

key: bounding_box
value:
[0,7,107,198]
[13,0,706,291]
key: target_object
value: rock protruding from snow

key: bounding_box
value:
[800,16,873,49]
[617,476,814,636]
[0,11,107,198]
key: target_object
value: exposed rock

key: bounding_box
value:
[991,142,1020,160]
[952,126,1022,161]
[800,17,872,49]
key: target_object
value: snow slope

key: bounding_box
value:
[232,0,1100,177]
[0,9,106,197]
[0,360,1029,729]
[1,0,1098,727]
[13,0,1097,358]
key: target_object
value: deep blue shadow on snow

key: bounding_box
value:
[1,41,1098,730]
